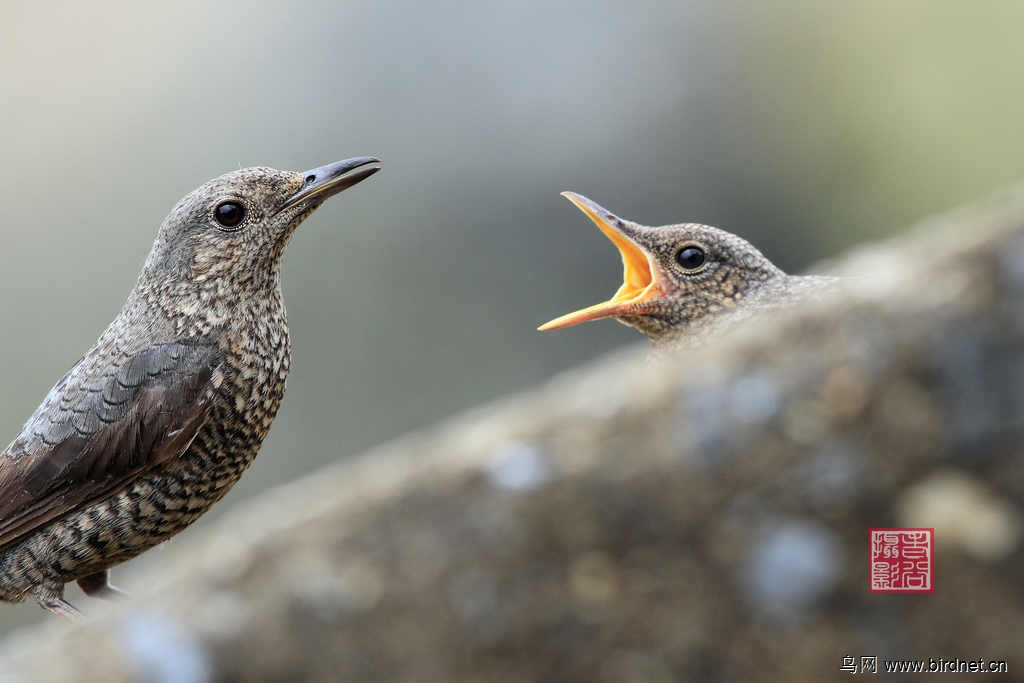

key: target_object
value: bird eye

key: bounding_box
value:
[214,201,246,229]
[675,246,706,270]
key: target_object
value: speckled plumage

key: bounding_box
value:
[0,157,379,616]
[609,221,834,346]
[540,193,836,348]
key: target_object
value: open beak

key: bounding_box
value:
[539,192,663,331]
[280,156,381,213]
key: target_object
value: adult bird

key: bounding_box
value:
[0,157,380,617]
[539,193,833,348]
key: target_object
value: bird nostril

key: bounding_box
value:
[305,174,316,185]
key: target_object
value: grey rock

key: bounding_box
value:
[2,186,1024,680]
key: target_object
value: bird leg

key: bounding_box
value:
[77,570,127,600]
[33,585,82,620]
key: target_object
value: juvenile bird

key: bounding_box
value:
[0,157,380,617]
[539,193,833,348]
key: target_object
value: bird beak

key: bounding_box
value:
[280,156,381,212]
[539,192,663,331]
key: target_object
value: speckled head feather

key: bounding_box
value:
[131,159,380,330]
[143,166,306,283]
[540,193,832,347]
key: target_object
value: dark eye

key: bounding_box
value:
[675,246,706,270]
[214,201,246,229]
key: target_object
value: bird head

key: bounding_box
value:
[137,157,380,299]
[539,192,787,344]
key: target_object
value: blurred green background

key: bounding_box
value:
[2,0,1023,632]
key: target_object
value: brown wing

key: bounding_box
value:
[0,338,225,549]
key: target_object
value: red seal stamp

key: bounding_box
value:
[869,528,934,593]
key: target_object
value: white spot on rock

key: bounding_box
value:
[120,613,211,683]
[730,373,782,425]
[743,520,841,619]
[898,468,1021,561]
[486,442,552,492]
